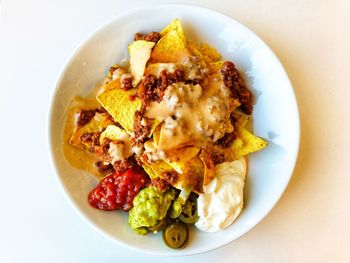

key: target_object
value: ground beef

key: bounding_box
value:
[216,131,237,148]
[121,77,133,90]
[209,149,226,165]
[95,161,115,175]
[134,31,161,43]
[169,69,185,81]
[155,69,185,101]
[220,61,253,114]
[161,171,178,186]
[76,109,95,126]
[133,110,152,143]
[151,177,171,191]
[93,136,138,173]
[109,65,119,76]
[133,70,185,141]
[76,107,116,128]
[134,155,144,167]
[137,74,158,111]
[217,113,238,147]
[94,138,113,163]
[113,156,138,173]
[129,93,137,101]
[80,132,100,151]
[137,70,185,110]
[95,107,107,113]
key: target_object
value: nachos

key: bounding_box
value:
[65,20,267,249]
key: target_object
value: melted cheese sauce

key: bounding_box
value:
[145,56,207,81]
[145,72,238,151]
[62,97,101,176]
[145,63,178,77]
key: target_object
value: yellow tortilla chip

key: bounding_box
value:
[149,118,161,138]
[166,146,200,162]
[99,125,130,144]
[143,156,204,193]
[143,160,174,180]
[187,41,221,65]
[232,112,251,128]
[158,124,193,151]
[96,88,141,133]
[145,63,180,77]
[160,19,186,41]
[151,20,189,63]
[70,113,111,149]
[164,146,204,192]
[165,146,200,173]
[142,163,159,180]
[152,124,161,145]
[156,158,204,192]
[102,77,121,92]
[129,40,155,86]
[209,61,225,72]
[196,42,221,62]
[231,126,267,158]
[199,149,215,186]
[107,64,119,78]
[176,156,204,193]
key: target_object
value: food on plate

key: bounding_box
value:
[163,221,189,249]
[195,158,246,232]
[64,19,267,249]
[128,187,175,234]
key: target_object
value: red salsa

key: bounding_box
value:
[88,167,150,211]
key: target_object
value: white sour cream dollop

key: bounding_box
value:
[195,158,246,232]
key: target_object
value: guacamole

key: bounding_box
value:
[128,187,175,234]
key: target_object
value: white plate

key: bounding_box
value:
[49,4,300,256]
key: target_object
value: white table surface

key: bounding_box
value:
[1,0,350,262]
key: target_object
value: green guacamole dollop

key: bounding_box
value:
[128,187,175,235]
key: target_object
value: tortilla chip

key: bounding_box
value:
[129,40,155,86]
[152,124,161,145]
[149,118,161,138]
[209,61,225,72]
[151,20,188,63]
[164,146,204,192]
[197,42,221,62]
[143,160,174,180]
[187,41,221,65]
[199,149,215,186]
[99,125,130,144]
[70,113,112,149]
[165,146,200,173]
[166,146,200,162]
[143,156,204,193]
[158,125,193,151]
[96,88,141,133]
[233,112,251,128]
[231,126,267,158]
[107,64,119,78]
[142,163,159,180]
[177,156,204,193]
[103,77,121,92]
[160,19,186,41]
[145,63,180,77]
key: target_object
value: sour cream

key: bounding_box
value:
[195,158,246,232]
